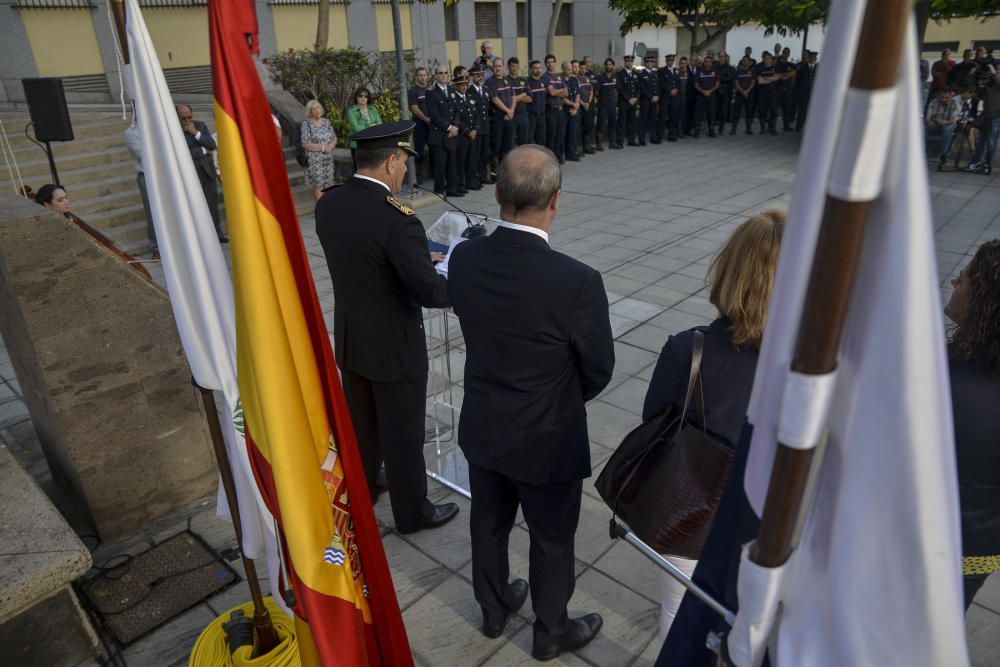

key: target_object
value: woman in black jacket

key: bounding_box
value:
[642,210,785,641]
[944,239,1000,609]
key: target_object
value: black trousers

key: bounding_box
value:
[340,368,433,532]
[477,131,492,181]
[466,134,481,186]
[414,120,429,163]
[579,105,594,148]
[596,105,617,146]
[429,143,457,194]
[546,107,566,159]
[512,113,529,146]
[564,109,579,157]
[136,172,156,250]
[528,113,546,145]
[796,89,812,130]
[716,89,733,127]
[469,462,582,641]
[641,99,659,142]
[618,101,639,144]
[659,96,678,139]
[732,93,754,129]
[779,88,795,128]
[454,137,469,190]
[694,94,717,133]
[492,116,514,163]
[197,165,222,237]
[757,90,778,132]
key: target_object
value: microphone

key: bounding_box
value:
[414,184,488,238]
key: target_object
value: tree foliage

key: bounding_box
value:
[608,0,735,53]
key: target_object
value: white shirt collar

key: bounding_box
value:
[437,83,449,93]
[353,174,391,193]
[496,219,549,244]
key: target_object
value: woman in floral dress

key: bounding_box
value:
[301,99,338,200]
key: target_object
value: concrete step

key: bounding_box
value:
[16,149,133,181]
[0,115,133,148]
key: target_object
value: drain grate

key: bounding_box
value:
[81,531,236,645]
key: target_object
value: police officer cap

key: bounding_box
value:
[623,54,635,61]
[665,54,676,59]
[348,120,418,156]
[644,55,656,62]
[453,74,470,85]
[469,64,484,74]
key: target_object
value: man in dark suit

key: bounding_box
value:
[426,66,462,197]
[448,145,615,661]
[176,104,226,242]
[795,50,818,131]
[315,121,459,534]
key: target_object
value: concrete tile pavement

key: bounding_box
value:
[2,130,999,665]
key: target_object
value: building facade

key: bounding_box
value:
[0,0,627,103]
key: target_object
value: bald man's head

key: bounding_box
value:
[496,145,562,216]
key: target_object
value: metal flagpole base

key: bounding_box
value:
[609,519,735,626]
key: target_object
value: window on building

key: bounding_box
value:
[444,3,459,41]
[645,48,659,63]
[475,2,500,39]
[554,3,571,37]
[516,2,527,38]
[973,40,1000,52]
[921,41,960,54]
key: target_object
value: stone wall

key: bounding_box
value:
[0,194,217,541]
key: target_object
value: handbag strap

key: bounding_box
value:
[678,330,707,437]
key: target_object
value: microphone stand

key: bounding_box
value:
[414,184,488,238]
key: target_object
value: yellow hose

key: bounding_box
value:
[189,597,300,667]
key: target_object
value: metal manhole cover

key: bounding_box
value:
[81,531,236,645]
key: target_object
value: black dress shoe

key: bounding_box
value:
[610,143,623,149]
[667,136,677,142]
[481,579,528,638]
[466,183,482,191]
[445,190,463,197]
[595,145,605,151]
[532,613,603,661]
[397,502,459,534]
[746,128,754,135]
[567,156,580,162]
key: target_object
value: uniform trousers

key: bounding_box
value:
[618,101,640,144]
[757,89,778,133]
[778,87,795,129]
[512,112,529,146]
[694,93,717,134]
[579,105,594,149]
[716,88,733,128]
[596,105,617,146]
[340,368,433,532]
[414,120,429,163]
[732,92,754,130]
[492,115,514,163]
[641,99,659,142]
[454,136,470,190]
[528,113,546,145]
[546,107,567,159]
[469,462,582,641]
[466,134,482,186]
[564,109,579,158]
[795,88,812,130]
[659,95,678,139]
[476,130,492,182]
[429,142,458,194]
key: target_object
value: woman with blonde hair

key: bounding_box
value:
[641,210,785,642]
[301,99,338,200]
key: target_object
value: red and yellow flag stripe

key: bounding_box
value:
[209,2,412,664]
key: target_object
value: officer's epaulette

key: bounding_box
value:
[387,195,415,216]
[321,183,343,193]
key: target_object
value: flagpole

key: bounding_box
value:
[749,0,915,569]
[197,383,281,654]
[390,0,415,195]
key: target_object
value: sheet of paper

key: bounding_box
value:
[434,236,467,277]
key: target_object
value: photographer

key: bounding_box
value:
[474,41,495,81]
[966,62,1000,175]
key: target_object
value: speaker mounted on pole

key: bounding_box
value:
[21,78,75,185]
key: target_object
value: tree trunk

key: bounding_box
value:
[914,0,931,51]
[802,24,810,59]
[315,0,330,51]
[546,0,564,59]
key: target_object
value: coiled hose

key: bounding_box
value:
[189,597,300,667]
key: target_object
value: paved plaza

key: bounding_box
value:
[1,130,999,666]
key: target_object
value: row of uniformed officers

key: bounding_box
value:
[408,48,819,196]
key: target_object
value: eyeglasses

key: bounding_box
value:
[179,115,193,120]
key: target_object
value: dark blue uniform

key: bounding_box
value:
[578,73,595,152]
[617,67,641,145]
[407,85,429,162]
[658,66,680,141]
[774,60,795,130]
[469,82,492,183]
[510,76,530,146]
[732,65,756,133]
[676,65,692,135]
[595,71,619,148]
[426,83,461,195]
[639,65,660,143]
[526,76,548,145]
[716,63,736,130]
[755,62,779,134]
[486,75,515,163]
[452,88,479,193]
[795,60,817,130]
[543,72,568,159]
[563,75,580,160]
[693,66,719,136]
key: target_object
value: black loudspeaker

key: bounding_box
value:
[22,78,74,142]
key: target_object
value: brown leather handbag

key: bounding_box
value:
[595,330,735,559]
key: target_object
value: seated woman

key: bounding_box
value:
[944,240,1000,609]
[642,210,785,641]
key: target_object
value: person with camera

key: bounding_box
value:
[474,41,495,81]
[966,62,1000,175]
[925,86,961,171]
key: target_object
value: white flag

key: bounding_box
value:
[730,2,969,665]
[124,0,283,608]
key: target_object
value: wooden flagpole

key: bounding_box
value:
[109,0,278,653]
[750,0,916,569]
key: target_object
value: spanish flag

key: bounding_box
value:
[209,2,412,664]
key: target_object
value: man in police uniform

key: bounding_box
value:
[543,55,568,161]
[617,54,641,146]
[755,51,780,136]
[526,60,548,145]
[658,54,680,142]
[639,54,660,144]
[693,53,720,137]
[452,69,480,192]
[316,121,459,534]
[716,52,736,135]
[427,65,462,196]
[595,58,620,149]
[469,65,494,184]
[509,58,531,147]
[576,60,595,154]
[562,61,581,161]
[487,58,515,167]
